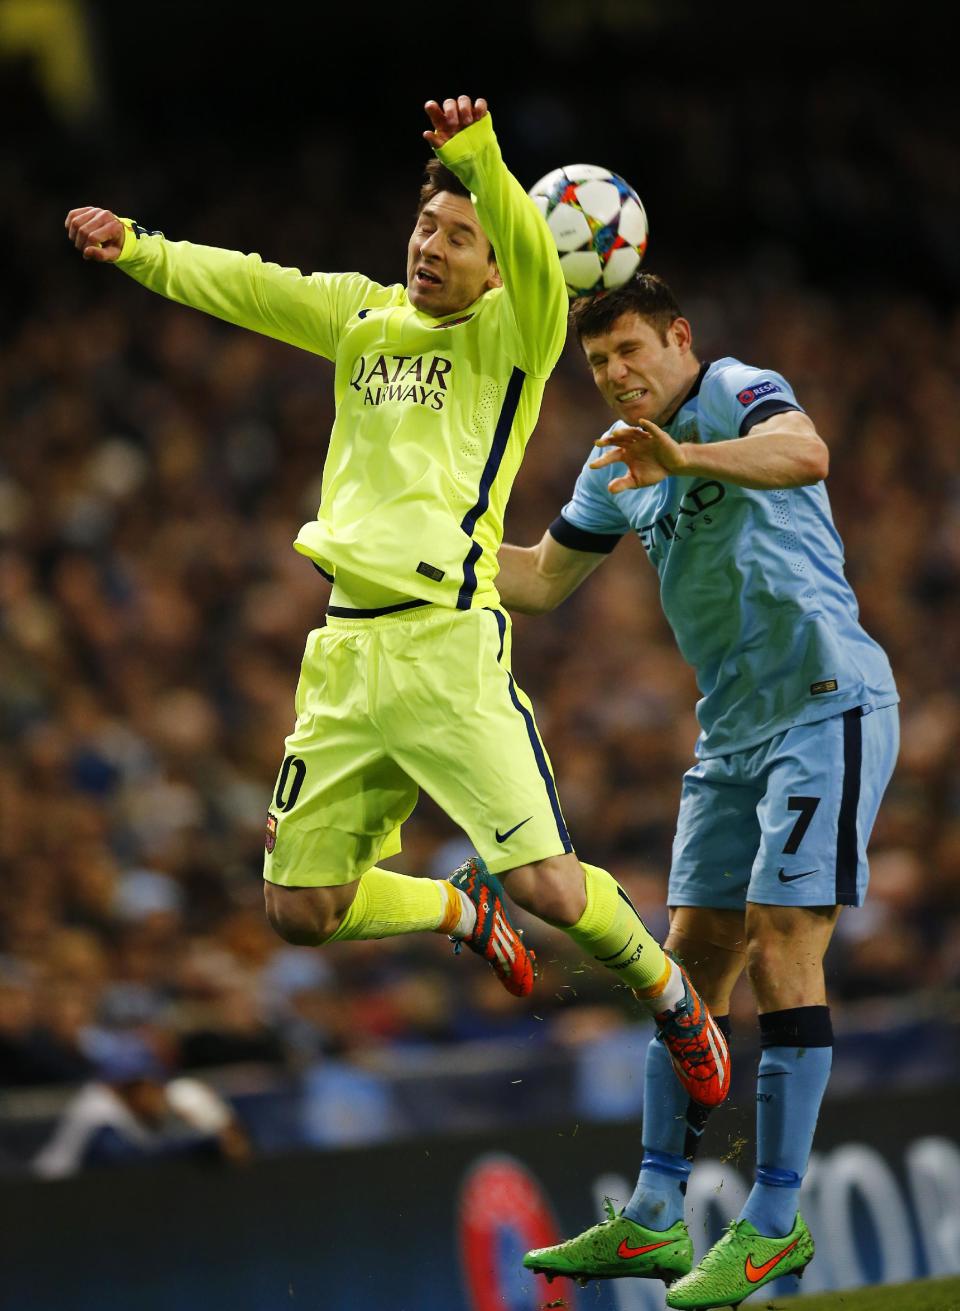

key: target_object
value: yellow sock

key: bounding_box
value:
[324,867,447,943]
[563,862,670,993]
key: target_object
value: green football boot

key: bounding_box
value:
[523,1201,693,1286]
[665,1213,814,1309]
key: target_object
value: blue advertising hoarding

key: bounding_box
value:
[2,1085,958,1309]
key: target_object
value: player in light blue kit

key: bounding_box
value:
[504,274,899,1307]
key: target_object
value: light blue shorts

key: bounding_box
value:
[668,704,899,909]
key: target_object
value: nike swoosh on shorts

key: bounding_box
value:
[495,816,533,843]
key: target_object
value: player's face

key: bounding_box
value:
[583,313,696,425]
[407,192,501,317]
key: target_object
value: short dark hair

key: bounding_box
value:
[417,158,471,212]
[570,272,684,346]
[415,158,495,262]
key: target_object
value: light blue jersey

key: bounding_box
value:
[553,357,898,759]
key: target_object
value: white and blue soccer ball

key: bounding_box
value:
[529,164,648,299]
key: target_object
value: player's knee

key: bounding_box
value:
[665,908,746,1008]
[263,882,349,946]
[744,933,786,992]
[744,905,835,1000]
[503,854,586,926]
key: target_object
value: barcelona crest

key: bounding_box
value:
[265,812,278,853]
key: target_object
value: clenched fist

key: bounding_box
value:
[64,207,126,262]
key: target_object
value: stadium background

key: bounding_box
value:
[1,1,959,1306]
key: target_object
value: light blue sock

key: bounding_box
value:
[624,1017,730,1231]
[741,1006,833,1238]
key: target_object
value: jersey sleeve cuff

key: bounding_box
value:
[739,400,802,436]
[436,112,495,167]
[115,219,140,264]
[116,218,166,264]
[549,514,624,555]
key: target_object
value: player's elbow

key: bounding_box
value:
[805,439,830,483]
[507,589,559,616]
[789,438,829,486]
[530,563,574,614]
[533,591,563,615]
[499,546,564,614]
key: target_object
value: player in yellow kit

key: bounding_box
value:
[65,96,729,1109]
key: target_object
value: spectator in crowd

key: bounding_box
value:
[33,1038,250,1177]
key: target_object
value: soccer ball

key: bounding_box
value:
[529,164,648,299]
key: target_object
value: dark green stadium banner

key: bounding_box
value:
[2,1086,959,1310]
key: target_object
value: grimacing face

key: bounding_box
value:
[407,191,500,317]
[583,312,698,426]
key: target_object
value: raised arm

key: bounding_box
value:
[591,410,829,493]
[427,98,568,376]
[497,529,607,614]
[64,207,369,361]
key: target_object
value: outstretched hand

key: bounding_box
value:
[64,207,125,262]
[589,418,687,493]
[423,96,488,149]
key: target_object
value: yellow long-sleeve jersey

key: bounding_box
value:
[114,115,568,610]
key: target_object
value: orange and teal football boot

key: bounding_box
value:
[652,959,730,1109]
[449,857,536,998]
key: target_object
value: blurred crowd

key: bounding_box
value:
[2,46,960,1169]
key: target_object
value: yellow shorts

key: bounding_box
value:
[262,605,573,887]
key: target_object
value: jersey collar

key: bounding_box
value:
[663,360,709,432]
[678,359,709,409]
[409,286,497,327]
